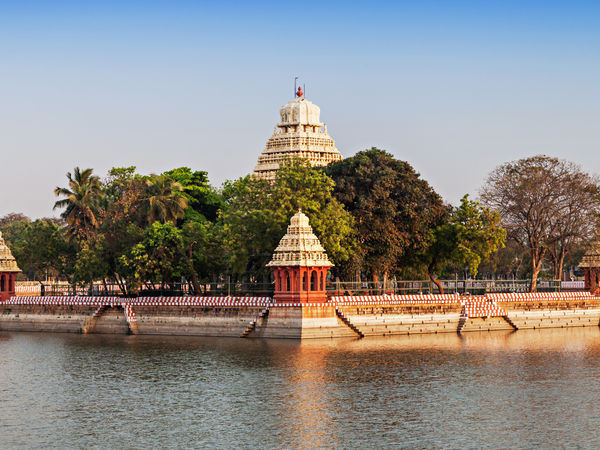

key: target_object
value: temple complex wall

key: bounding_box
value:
[133,306,263,337]
[338,304,462,336]
[498,299,600,330]
[1,295,600,338]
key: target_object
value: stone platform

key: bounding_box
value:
[0,293,599,339]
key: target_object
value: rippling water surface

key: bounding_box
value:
[2,328,600,448]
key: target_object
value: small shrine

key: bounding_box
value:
[579,235,600,294]
[0,231,21,302]
[267,210,332,303]
[253,88,343,181]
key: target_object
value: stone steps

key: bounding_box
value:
[335,308,364,338]
[241,306,270,338]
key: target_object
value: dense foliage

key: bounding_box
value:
[7,149,595,293]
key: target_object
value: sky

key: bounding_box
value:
[1,0,599,218]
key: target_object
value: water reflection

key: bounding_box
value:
[1,328,600,447]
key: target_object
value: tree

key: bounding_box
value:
[121,222,187,291]
[480,155,600,291]
[221,158,357,279]
[53,167,104,240]
[326,148,447,284]
[2,218,77,282]
[141,174,188,224]
[0,213,29,228]
[424,195,506,293]
[163,167,223,222]
[96,173,147,293]
[181,220,227,292]
[546,179,600,280]
[103,166,138,204]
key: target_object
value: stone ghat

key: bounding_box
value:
[0,293,599,338]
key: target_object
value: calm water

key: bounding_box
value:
[2,329,600,448]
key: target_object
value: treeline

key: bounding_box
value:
[1,149,597,293]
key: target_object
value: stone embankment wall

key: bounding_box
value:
[0,293,599,338]
[499,298,600,330]
[133,305,263,337]
[336,303,462,336]
[0,304,130,334]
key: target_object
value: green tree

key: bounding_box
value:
[0,216,76,282]
[103,166,138,203]
[424,195,506,293]
[100,181,146,293]
[163,167,223,222]
[121,222,187,291]
[326,148,447,284]
[141,174,188,224]
[221,158,357,279]
[181,220,227,292]
[53,167,104,240]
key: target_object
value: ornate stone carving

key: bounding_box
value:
[579,236,600,269]
[0,232,20,273]
[267,210,332,268]
[579,235,600,294]
[253,97,343,181]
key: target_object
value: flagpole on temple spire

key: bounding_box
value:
[294,77,298,97]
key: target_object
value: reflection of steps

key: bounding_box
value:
[335,308,364,338]
[241,306,270,338]
[83,305,108,334]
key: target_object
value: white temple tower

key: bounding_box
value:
[253,88,343,181]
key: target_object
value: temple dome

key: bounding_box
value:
[278,97,323,127]
[0,232,21,273]
[267,210,333,268]
[253,95,343,181]
[579,235,600,268]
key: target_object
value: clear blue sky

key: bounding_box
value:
[1,0,599,218]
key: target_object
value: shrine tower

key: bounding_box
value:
[579,235,600,294]
[0,232,21,302]
[253,88,343,181]
[267,210,332,303]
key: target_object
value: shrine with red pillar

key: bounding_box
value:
[267,210,332,303]
[0,231,21,302]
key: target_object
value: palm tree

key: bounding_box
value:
[142,174,188,224]
[54,167,104,240]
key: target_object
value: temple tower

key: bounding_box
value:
[253,88,343,181]
[267,210,332,303]
[0,232,21,302]
[579,235,600,294]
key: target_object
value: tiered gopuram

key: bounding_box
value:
[0,232,21,302]
[267,210,332,303]
[253,87,343,181]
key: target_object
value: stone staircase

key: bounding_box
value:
[457,316,468,333]
[82,305,108,334]
[457,298,517,333]
[123,303,139,334]
[502,315,518,330]
[241,306,270,338]
[335,307,364,338]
